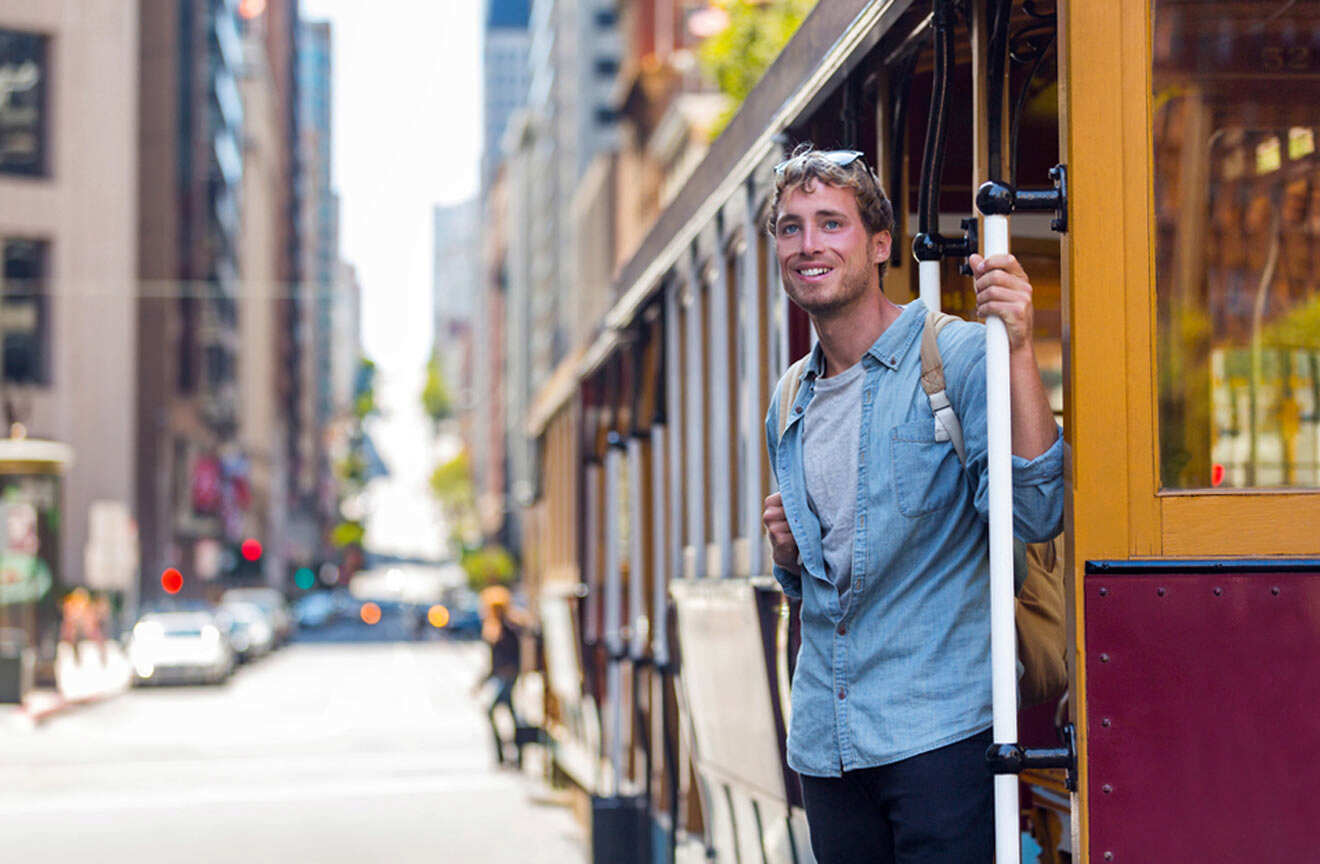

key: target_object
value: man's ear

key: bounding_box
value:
[871,230,892,265]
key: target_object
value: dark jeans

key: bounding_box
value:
[487,675,520,765]
[799,729,994,864]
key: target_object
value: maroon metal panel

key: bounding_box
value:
[1085,568,1320,861]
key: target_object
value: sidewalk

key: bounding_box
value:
[2,640,132,728]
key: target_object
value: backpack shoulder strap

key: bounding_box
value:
[776,354,811,441]
[920,309,967,465]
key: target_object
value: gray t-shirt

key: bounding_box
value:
[802,360,864,610]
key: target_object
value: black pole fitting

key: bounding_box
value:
[606,431,627,450]
[975,180,1016,216]
[911,232,943,262]
[984,723,1078,791]
[911,218,977,274]
[976,164,1068,233]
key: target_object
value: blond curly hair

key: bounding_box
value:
[766,144,896,279]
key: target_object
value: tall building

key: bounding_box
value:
[296,18,339,545]
[493,0,620,535]
[522,0,622,392]
[137,0,248,588]
[433,200,480,334]
[238,5,291,586]
[330,260,362,416]
[432,199,481,410]
[251,0,309,575]
[482,0,531,190]
[0,2,138,604]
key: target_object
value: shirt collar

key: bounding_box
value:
[804,300,928,379]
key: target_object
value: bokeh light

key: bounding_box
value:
[161,568,183,594]
[360,602,381,625]
[294,568,316,590]
[241,538,263,561]
[427,604,450,628]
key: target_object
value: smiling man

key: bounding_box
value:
[761,145,1064,863]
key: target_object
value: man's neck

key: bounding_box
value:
[812,293,903,378]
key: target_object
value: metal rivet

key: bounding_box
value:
[1272,586,1281,596]
[1213,586,1223,597]
[1105,853,1114,861]
[1101,717,1111,727]
[1102,784,1113,794]
[1099,653,1110,663]
[1156,587,1166,597]
[1098,587,1108,597]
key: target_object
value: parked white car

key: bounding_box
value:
[221,587,293,644]
[129,612,235,686]
[218,601,276,661]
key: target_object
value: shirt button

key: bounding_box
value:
[794,405,802,414]
[838,689,846,700]
[837,624,846,636]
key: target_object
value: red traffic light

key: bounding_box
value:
[241,538,263,562]
[161,568,183,594]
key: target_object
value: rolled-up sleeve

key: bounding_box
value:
[944,325,1066,543]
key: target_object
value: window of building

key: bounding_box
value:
[0,29,48,177]
[2,238,49,385]
[1153,1,1320,489]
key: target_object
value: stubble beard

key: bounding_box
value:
[787,260,875,319]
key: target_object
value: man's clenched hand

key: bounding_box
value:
[762,492,800,574]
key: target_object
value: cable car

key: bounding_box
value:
[520,1,1320,861]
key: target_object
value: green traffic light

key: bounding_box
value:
[295,568,316,590]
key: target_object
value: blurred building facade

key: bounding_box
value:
[296,19,338,548]
[482,0,532,189]
[489,0,623,556]
[475,0,726,570]
[330,260,362,417]
[238,6,290,586]
[432,198,480,394]
[0,1,139,594]
[137,0,249,586]
[0,0,357,628]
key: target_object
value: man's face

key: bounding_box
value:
[773,181,891,317]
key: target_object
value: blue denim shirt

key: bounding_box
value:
[765,300,1064,777]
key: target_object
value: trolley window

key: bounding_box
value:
[1153,0,1320,490]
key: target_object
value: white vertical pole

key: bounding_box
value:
[919,259,942,314]
[683,249,706,579]
[584,464,601,645]
[604,445,624,794]
[627,437,647,659]
[983,212,1019,864]
[651,424,669,666]
[709,223,733,579]
[743,181,764,575]
[663,277,683,657]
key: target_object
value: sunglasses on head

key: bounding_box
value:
[774,149,866,176]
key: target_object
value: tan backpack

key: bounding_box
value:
[775,310,1068,708]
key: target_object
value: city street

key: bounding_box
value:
[0,642,585,864]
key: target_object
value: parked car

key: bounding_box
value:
[293,591,338,629]
[128,611,235,686]
[218,601,275,661]
[221,587,293,644]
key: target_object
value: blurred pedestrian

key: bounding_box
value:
[473,586,527,767]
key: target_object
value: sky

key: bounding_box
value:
[297,0,484,560]
[298,0,483,369]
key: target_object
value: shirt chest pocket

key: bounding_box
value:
[889,419,962,518]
